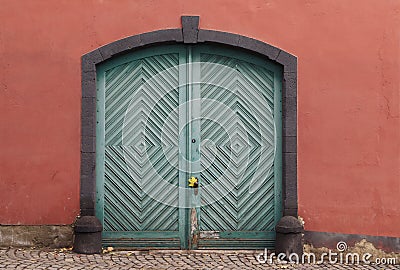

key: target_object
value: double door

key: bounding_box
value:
[95,44,282,249]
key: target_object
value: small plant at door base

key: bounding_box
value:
[102,247,114,254]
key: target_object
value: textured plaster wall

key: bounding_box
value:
[0,0,399,237]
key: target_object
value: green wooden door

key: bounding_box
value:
[95,44,282,249]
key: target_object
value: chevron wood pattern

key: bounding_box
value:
[199,53,277,232]
[103,54,180,232]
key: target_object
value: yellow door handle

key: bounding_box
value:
[188,176,198,188]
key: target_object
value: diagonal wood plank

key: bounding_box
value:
[199,53,277,232]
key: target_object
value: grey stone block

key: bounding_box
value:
[276,216,303,258]
[198,30,240,45]
[81,50,103,73]
[238,36,280,60]
[81,116,95,137]
[73,216,102,254]
[82,78,96,98]
[276,50,297,73]
[81,136,96,153]
[182,16,199,43]
[283,97,297,121]
[283,119,296,137]
[283,136,297,153]
[0,225,73,248]
[99,35,141,60]
[140,29,183,46]
[284,208,298,217]
[80,152,96,175]
[81,97,96,119]
[80,193,95,211]
[283,152,297,209]
[283,72,297,98]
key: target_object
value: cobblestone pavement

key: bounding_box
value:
[0,248,398,269]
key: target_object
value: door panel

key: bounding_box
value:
[96,46,186,248]
[195,46,282,249]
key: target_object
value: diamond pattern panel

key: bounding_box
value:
[103,54,180,232]
[200,53,276,231]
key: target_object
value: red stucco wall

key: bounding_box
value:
[1,0,399,237]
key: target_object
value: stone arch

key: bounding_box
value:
[76,15,297,253]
